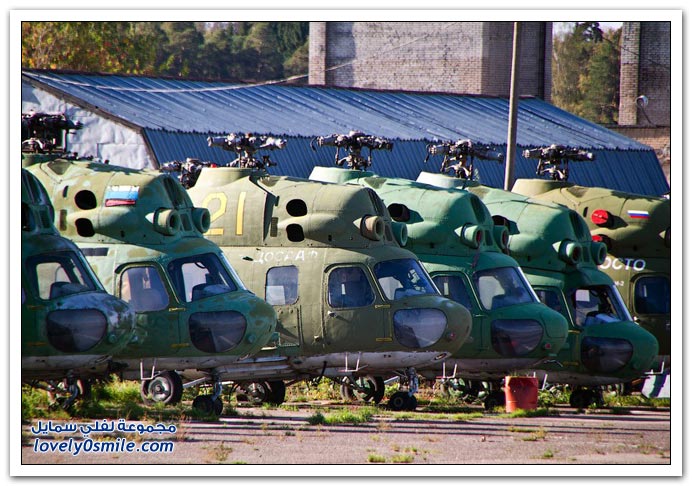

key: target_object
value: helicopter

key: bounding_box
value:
[417,139,660,407]
[309,132,570,409]
[22,116,278,415]
[512,144,671,397]
[176,132,473,411]
[21,168,136,408]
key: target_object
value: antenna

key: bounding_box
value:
[522,144,595,181]
[310,130,393,170]
[424,139,504,180]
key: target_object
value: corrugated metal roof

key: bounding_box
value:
[23,70,669,195]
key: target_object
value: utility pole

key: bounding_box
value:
[504,21,522,191]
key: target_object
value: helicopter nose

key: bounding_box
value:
[437,299,473,349]
[581,322,659,378]
[390,298,471,353]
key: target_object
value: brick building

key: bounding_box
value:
[309,22,552,101]
[612,21,671,183]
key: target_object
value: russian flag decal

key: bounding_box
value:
[627,209,650,219]
[105,185,139,207]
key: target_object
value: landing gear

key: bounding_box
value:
[46,378,91,410]
[141,371,183,405]
[340,376,386,404]
[569,386,604,409]
[387,368,419,411]
[387,391,417,411]
[439,378,482,402]
[192,380,224,415]
[236,380,286,405]
[483,390,506,411]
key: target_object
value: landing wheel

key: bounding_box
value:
[47,379,90,409]
[483,390,505,411]
[192,395,223,415]
[440,378,482,402]
[266,381,286,405]
[388,391,416,411]
[236,382,271,404]
[341,376,386,404]
[141,371,183,405]
[569,387,603,409]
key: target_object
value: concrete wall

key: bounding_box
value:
[309,21,551,100]
[22,81,153,169]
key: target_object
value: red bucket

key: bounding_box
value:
[504,376,539,412]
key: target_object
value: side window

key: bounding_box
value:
[265,266,299,305]
[328,266,375,309]
[432,274,473,310]
[534,288,565,314]
[120,266,169,312]
[634,276,671,315]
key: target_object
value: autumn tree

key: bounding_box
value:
[552,22,621,124]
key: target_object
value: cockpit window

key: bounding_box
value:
[328,266,375,308]
[265,266,299,305]
[26,251,99,300]
[374,259,438,301]
[120,266,169,312]
[634,276,671,315]
[569,285,632,327]
[432,274,473,310]
[534,288,565,315]
[473,266,536,310]
[167,253,239,303]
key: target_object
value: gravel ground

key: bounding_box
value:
[20,402,673,473]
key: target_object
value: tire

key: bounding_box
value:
[192,395,215,414]
[141,371,183,405]
[266,381,286,405]
[388,391,410,411]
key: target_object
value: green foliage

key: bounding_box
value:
[367,454,387,463]
[306,407,376,425]
[552,22,621,124]
[22,21,309,83]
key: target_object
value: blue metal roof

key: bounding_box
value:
[23,70,669,195]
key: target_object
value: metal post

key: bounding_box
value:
[504,22,522,191]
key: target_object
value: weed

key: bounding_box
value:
[307,411,326,425]
[212,443,233,463]
[453,412,483,421]
[542,449,555,459]
[391,454,414,463]
[500,408,557,419]
[367,454,387,463]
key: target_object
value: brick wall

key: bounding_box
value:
[619,22,671,128]
[610,126,671,183]
[309,21,551,99]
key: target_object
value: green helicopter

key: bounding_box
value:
[177,132,473,411]
[511,143,671,397]
[309,132,570,409]
[417,140,659,407]
[23,116,278,415]
[21,168,136,408]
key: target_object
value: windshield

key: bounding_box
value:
[373,258,438,301]
[568,285,633,327]
[432,274,473,310]
[25,251,99,300]
[473,266,537,310]
[167,253,239,303]
[634,276,671,315]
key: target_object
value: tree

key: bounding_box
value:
[552,22,622,124]
[22,22,159,74]
[581,29,621,124]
